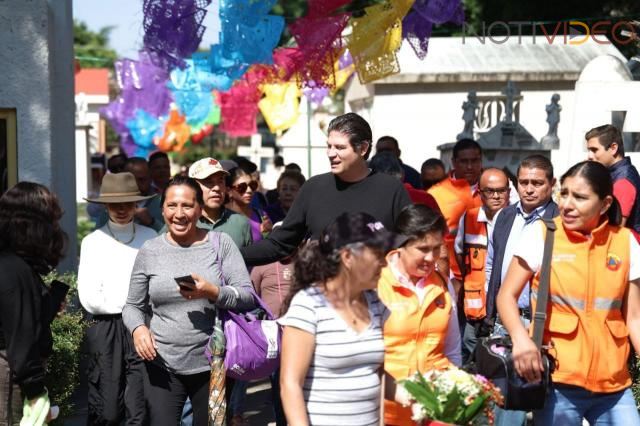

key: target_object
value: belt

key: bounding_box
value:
[91,313,122,321]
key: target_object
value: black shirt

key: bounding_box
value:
[0,252,54,399]
[241,171,412,266]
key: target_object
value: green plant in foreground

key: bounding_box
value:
[42,271,86,423]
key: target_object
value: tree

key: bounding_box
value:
[73,20,118,69]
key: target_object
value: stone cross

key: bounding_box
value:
[501,81,520,124]
[236,134,274,171]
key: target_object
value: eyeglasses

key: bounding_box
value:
[232,181,258,194]
[480,187,509,196]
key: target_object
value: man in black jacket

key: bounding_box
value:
[241,113,411,266]
[482,154,560,334]
[479,154,559,426]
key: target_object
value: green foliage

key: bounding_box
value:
[42,272,86,423]
[74,20,118,69]
[77,217,94,248]
[46,312,86,423]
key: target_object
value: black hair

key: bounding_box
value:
[452,139,482,159]
[376,136,399,150]
[585,124,624,157]
[517,154,554,181]
[395,204,447,245]
[560,161,622,226]
[230,156,258,174]
[0,182,68,273]
[107,153,128,173]
[148,151,169,165]
[225,166,252,187]
[124,157,148,169]
[421,158,445,172]
[369,151,403,181]
[284,163,302,173]
[327,112,373,160]
[281,241,338,314]
[161,176,204,207]
[239,160,258,175]
[274,155,285,168]
[277,170,306,190]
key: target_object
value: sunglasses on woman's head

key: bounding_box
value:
[232,181,259,194]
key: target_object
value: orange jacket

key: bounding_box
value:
[378,266,453,425]
[531,217,632,393]
[428,176,481,279]
[461,207,488,320]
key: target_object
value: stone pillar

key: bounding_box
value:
[0,0,77,271]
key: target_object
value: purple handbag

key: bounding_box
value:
[208,232,281,381]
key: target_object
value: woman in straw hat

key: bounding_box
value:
[78,172,158,425]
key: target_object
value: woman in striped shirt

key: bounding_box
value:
[279,212,406,426]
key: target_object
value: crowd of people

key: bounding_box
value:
[1,113,640,426]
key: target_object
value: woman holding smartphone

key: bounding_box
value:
[123,176,255,426]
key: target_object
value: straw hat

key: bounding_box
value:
[84,172,156,204]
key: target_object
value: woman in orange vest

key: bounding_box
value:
[497,161,640,425]
[379,205,462,425]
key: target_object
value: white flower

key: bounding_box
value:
[397,385,413,406]
[411,403,425,421]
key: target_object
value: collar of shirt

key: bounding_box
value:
[449,171,478,195]
[515,200,549,224]
[388,252,429,303]
[199,207,231,227]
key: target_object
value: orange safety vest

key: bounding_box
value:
[377,265,453,426]
[428,176,481,280]
[531,217,632,393]
[461,207,488,320]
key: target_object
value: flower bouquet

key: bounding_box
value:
[399,367,504,425]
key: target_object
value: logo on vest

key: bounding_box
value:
[606,253,621,271]
[552,253,576,262]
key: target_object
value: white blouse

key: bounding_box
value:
[78,221,157,315]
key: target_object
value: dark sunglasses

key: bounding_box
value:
[232,181,259,194]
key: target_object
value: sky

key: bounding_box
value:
[73,0,220,59]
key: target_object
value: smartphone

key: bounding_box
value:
[174,275,196,291]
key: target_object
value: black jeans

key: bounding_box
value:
[144,362,209,426]
[86,315,146,425]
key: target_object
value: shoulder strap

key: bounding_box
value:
[531,218,556,348]
[212,232,225,286]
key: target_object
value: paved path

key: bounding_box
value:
[63,377,277,425]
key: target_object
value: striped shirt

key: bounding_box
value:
[278,287,385,426]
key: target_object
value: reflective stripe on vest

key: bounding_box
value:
[462,207,488,320]
[532,288,622,311]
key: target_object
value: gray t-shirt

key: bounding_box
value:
[123,231,254,375]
